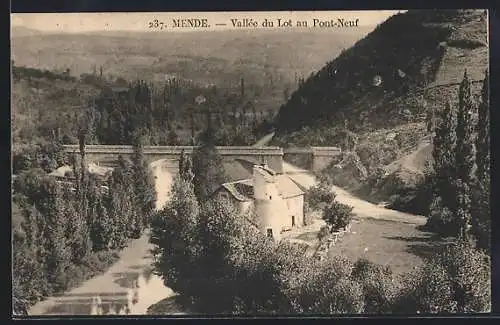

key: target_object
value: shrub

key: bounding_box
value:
[288,256,356,314]
[437,242,491,313]
[317,225,330,242]
[305,182,335,211]
[325,255,354,280]
[406,262,458,314]
[425,196,459,236]
[328,278,366,314]
[351,259,397,314]
[387,176,434,216]
[322,201,354,232]
[395,242,491,314]
[12,141,68,174]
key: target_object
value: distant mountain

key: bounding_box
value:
[11,26,44,37]
[274,9,488,144]
[10,27,372,105]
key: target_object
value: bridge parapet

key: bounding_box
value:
[62,145,340,174]
[63,145,284,173]
[311,147,342,156]
[283,147,341,172]
[283,148,314,155]
[311,147,342,171]
[63,145,283,155]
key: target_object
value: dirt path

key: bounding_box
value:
[283,162,426,226]
[283,161,432,274]
[29,161,179,316]
[253,132,275,147]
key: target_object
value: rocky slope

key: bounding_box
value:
[274,9,488,140]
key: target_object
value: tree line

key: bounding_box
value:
[12,137,156,315]
[89,77,274,147]
[12,65,276,159]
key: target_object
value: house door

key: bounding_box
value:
[266,228,273,239]
[292,215,296,227]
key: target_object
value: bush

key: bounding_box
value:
[317,225,330,242]
[322,201,354,232]
[425,196,459,236]
[288,256,357,314]
[351,259,397,314]
[387,184,433,216]
[437,242,491,313]
[328,278,366,314]
[12,141,68,174]
[59,250,120,294]
[305,182,335,211]
[414,262,458,314]
[395,242,491,314]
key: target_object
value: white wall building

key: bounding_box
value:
[216,164,304,241]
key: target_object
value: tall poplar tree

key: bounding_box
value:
[131,135,157,231]
[192,129,228,202]
[471,70,490,250]
[454,70,477,240]
[455,70,476,185]
[475,70,489,185]
[432,100,457,210]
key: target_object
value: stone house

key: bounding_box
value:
[216,163,305,241]
[48,162,114,192]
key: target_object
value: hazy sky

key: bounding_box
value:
[11,11,402,33]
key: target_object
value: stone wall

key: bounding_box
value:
[63,145,285,173]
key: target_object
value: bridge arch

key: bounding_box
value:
[62,145,341,173]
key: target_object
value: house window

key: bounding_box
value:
[269,196,272,200]
[292,215,296,227]
[266,228,273,239]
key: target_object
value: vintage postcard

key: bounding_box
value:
[11,10,490,317]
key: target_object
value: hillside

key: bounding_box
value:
[11,28,371,112]
[274,9,488,138]
[10,26,44,37]
[272,10,488,213]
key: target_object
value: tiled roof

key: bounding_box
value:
[87,163,114,177]
[275,175,305,198]
[48,165,73,178]
[254,166,276,183]
[221,181,253,202]
[49,164,114,178]
[220,174,304,201]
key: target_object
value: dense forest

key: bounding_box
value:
[12,138,156,315]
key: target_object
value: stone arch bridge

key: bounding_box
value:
[63,145,341,173]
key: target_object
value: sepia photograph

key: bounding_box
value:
[11,9,490,317]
